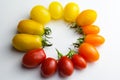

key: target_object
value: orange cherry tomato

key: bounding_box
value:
[82,25,100,34]
[84,34,105,46]
[76,9,97,27]
[78,43,99,62]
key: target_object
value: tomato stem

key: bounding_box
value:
[56,49,63,59]
[42,38,52,48]
[73,35,86,48]
[70,22,83,34]
[70,22,78,28]
[42,27,52,48]
[66,48,76,58]
[44,27,52,38]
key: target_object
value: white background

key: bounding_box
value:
[0,0,120,80]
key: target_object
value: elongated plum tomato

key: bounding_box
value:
[41,58,57,77]
[82,25,100,34]
[12,34,42,51]
[49,1,63,19]
[22,48,46,68]
[64,2,79,22]
[30,5,51,24]
[71,54,87,69]
[17,20,44,35]
[78,43,99,62]
[58,56,74,77]
[76,9,97,27]
[84,34,105,46]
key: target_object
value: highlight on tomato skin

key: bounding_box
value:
[84,34,105,46]
[78,43,100,62]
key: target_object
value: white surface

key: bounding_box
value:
[0,0,120,80]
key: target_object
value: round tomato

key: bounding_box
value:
[22,48,46,68]
[84,34,105,46]
[41,57,57,77]
[64,2,79,22]
[82,25,100,34]
[30,5,51,24]
[58,56,74,77]
[78,43,99,62]
[49,1,63,19]
[76,9,97,27]
[71,54,87,69]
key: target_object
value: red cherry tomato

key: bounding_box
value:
[58,56,74,77]
[41,57,57,77]
[22,48,46,68]
[71,54,87,69]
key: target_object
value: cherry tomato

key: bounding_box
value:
[49,1,63,19]
[82,25,100,34]
[58,56,74,77]
[64,2,79,22]
[41,58,57,77]
[22,48,46,68]
[84,34,105,46]
[30,5,51,24]
[71,54,87,69]
[78,43,99,62]
[76,9,97,27]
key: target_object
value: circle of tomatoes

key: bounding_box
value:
[11,1,105,79]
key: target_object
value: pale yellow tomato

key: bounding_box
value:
[76,9,97,27]
[64,2,79,22]
[49,1,63,20]
[30,5,51,24]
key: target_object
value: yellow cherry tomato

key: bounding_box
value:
[12,34,42,51]
[30,5,51,24]
[49,1,63,20]
[17,20,45,35]
[64,2,79,22]
[76,9,97,27]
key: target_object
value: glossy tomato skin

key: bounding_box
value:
[71,54,87,69]
[41,58,57,77]
[84,34,105,46]
[58,56,74,77]
[22,48,46,68]
[78,43,99,62]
